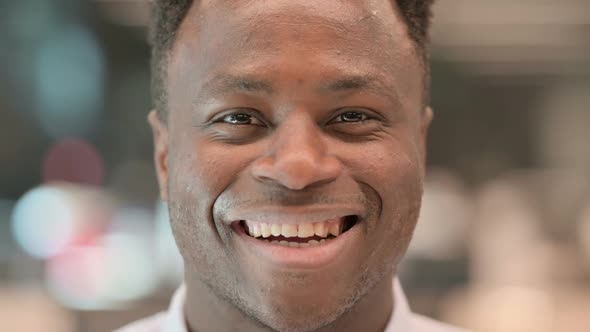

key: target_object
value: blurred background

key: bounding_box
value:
[0,0,589,331]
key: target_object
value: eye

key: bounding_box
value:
[331,110,369,123]
[326,108,385,138]
[219,112,265,126]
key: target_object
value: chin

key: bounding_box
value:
[242,281,362,332]
[255,306,344,332]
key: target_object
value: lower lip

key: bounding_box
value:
[231,220,362,270]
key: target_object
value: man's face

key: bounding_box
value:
[150,0,431,330]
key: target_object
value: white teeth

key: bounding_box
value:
[244,217,349,240]
[313,222,328,237]
[261,223,271,238]
[270,224,281,236]
[281,224,298,237]
[270,239,328,247]
[298,223,315,238]
[250,223,261,237]
[329,222,342,236]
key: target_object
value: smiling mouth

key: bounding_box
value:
[237,215,358,248]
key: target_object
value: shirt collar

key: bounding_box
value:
[164,283,188,332]
[164,277,412,332]
[385,277,413,332]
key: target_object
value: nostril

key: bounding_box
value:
[251,149,342,191]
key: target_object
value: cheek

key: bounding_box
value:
[346,138,424,257]
[168,134,242,201]
[166,136,242,267]
[349,137,424,205]
[167,134,259,228]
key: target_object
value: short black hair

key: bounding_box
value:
[150,0,435,119]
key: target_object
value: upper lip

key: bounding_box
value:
[222,204,366,225]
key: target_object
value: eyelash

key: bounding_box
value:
[330,110,370,123]
[212,109,266,126]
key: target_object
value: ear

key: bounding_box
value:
[148,110,169,201]
[420,106,434,165]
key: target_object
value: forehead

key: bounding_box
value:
[187,0,412,55]
[169,0,421,103]
[198,0,400,38]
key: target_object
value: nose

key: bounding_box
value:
[251,113,342,190]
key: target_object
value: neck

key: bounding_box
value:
[184,273,395,332]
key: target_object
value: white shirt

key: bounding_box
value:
[114,279,466,332]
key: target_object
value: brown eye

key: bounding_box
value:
[220,112,265,126]
[223,113,253,125]
[333,111,368,123]
[326,109,384,138]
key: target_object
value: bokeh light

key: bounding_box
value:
[443,285,556,332]
[46,244,106,310]
[34,23,104,139]
[409,169,471,260]
[42,138,105,186]
[471,178,551,287]
[99,233,158,303]
[11,186,78,259]
[46,230,158,310]
[10,184,112,260]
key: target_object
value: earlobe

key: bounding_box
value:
[422,106,433,135]
[148,110,169,201]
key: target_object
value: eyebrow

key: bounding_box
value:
[201,74,274,96]
[320,75,400,104]
[200,73,399,105]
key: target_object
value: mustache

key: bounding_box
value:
[215,186,379,212]
[226,193,369,208]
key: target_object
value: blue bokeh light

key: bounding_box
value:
[34,24,105,139]
[11,186,77,259]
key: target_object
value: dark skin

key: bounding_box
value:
[149,0,433,331]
